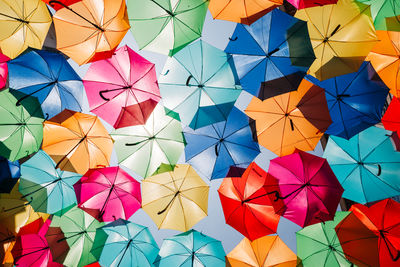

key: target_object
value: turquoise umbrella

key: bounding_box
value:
[91,219,159,267]
[154,229,226,267]
[19,150,81,216]
[323,126,400,204]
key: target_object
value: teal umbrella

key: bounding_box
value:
[323,126,400,204]
[154,229,226,267]
[159,40,242,129]
[91,219,159,267]
[19,150,81,216]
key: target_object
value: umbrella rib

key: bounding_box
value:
[303,8,325,39]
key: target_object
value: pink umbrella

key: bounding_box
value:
[74,166,141,222]
[83,45,160,129]
[265,150,343,227]
[0,52,9,89]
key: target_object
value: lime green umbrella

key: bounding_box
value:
[0,89,44,161]
[356,0,400,31]
[127,0,209,56]
[296,212,354,267]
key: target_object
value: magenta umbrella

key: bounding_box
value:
[0,52,9,89]
[74,166,141,222]
[265,151,343,227]
[83,45,160,129]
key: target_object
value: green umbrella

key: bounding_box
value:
[356,0,400,31]
[0,89,44,161]
[111,104,185,178]
[128,0,209,56]
[296,212,354,267]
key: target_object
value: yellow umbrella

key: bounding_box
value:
[295,0,377,81]
[0,0,52,59]
[141,164,209,232]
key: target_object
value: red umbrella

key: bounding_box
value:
[74,166,141,222]
[265,151,343,227]
[287,0,338,9]
[83,45,160,129]
[43,0,81,10]
[382,97,400,133]
[350,199,400,266]
[218,162,280,241]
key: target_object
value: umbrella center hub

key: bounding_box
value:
[198,84,204,88]
[357,161,364,165]
[219,138,224,143]
[284,113,289,117]
[328,245,336,251]
[323,37,329,43]
[148,136,155,140]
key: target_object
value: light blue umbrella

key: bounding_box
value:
[323,126,400,204]
[91,219,159,267]
[155,229,226,267]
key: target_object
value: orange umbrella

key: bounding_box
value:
[367,31,400,97]
[51,0,130,65]
[244,79,331,156]
[0,223,15,267]
[208,0,283,25]
[226,235,298,267]
[42,110,113,175]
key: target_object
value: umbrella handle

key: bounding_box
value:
[99,90,110,101]
[44,113,49,120]
[186,75,193,86]
[377,164,381,176]
[229,36,238,41]
[289,118,294,131]
[161,69,169,76]
[215,143,219,156]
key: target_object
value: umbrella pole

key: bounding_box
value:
[0,235,15,243]
[0,13,29,24]
[98,184,115,219]
[57,230,86,243]
[2,199,32,212]
[55,136,87,169]
[267,184,310,201]
[20,178,62,199]
[15,81,57,106]
[149,0,175,16]
[116,239,132,267]
[14,246,50,261]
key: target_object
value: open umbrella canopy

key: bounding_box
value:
[245,79,331,156]
[356,0,400,31]
[227,235,298,267]
[382,96,400,133]
[0,52,8,89]
[43,0,81,10]
[128,0,209,56]
[218,162,280,241]
[141,164,209,232]
[91,219,159,267]
[297,211,354,267]
[52,0,130,65]
[0,89,44,161]
[159,39,242,129]
[154,229,226,267]
[307,62,389,139]
[74,166,141,222]
[0,222,17,266]
[111,104,185,178]
[208,0,282,25]
[84,45,160,129]
[0,0,52,59]
[0,156,20,193]
[323,126,400,204]
[266,151,343,227]
[42,110,113,175]
[295,0,377,81]
[224,9,315,97]
[19,150,81,216]
[288,0,338,9]
[8,49,84,119]
[184,107,260,180]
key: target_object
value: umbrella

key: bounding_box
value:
[43,0,81,10]
[227,235,298,267]
[307,62,389,139]
[288,0,338,9]
[218,162,280,241]
[224,9,315,97]
[0,52,8,89]
[208,0,282,25]
[265,150,343,227]
[350,199,400,265]
[128,0,209,56]
[382,96,400,133]
[159,40,242,129]
[8,49,85,119]
[356,0,400,31]
[295,0,377,81]
[42,110,113,175]
[91,219,159,267]
[154,229,226,267]
[111,104,185,178]
[0,156,20,193]
[296,211,355,267]
[141,164,209,232]
[323,126,400,204]
[51,0,130,65]
[367,31,400,97]
[184,107,260,180]
[0,0,52,59]
[83,45,160,129]
[0,89,44,161]
[47,206,105,267]
[0,223,16,266]
[74,166,141,222]
[245,79,331,157]
[19,150,81,216]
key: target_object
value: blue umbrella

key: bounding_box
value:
[0,156,20,193]
[91,219,159,267]
[183,107,260,179]
[307,62,389,139]
[224,8,315,97]
[8,49,84,119]
[154,229,226,267]
[323,126,400,204]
